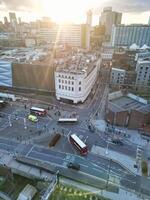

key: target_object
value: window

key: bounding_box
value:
[62,85,64,90]
[62,75,64,78]
[68,87,70,91]
[68,80,70,84]
[79,87,81,91]
[65,76,67,79]
[65,86,67,90]
[59,79,61,83]
[68,76,70,79]
[79,81,81,85]
[72,81,74,85]
[65,80,67,84]
[59,85,61,89]
[72,87,74,91]
[72,77,74,80]
[62,80,64,83]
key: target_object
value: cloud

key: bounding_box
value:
[0,0,43,12]
[0,0,150,14]
[101,0,150,13]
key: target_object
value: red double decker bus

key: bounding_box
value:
[30,107,47,116]
[69,134,88,155]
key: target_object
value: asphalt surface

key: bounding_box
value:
[0,137,142,194]
[0,67,146,195]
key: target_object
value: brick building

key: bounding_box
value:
[106,91,150,129]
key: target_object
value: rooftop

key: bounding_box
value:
[55,50,97,75]
[0,47,49,64]
[108,91,150,114]
[112,67,126,72]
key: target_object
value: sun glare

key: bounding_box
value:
[43,0,88,24]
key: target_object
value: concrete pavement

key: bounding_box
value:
[91,145,140,175]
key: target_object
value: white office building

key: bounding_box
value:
[110,68,126,84]
[136,59,150,86]
[55,54,98,103]
[37,24,82,47]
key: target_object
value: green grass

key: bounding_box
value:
[0,174,40,200]
[50,185,110,200]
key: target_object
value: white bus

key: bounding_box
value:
[30,107,47,116]
[58,118,78,124]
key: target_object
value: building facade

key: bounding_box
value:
[136,59,150,86]
[0,60,12,87]
[55,65,98,104]
[111,25,150,47]
[37,24,90,49]
[110,68,126,84]
[100,7,122,37]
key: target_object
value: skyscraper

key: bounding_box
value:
[9,12,18,31]
[100,7,122,37]
[85,10,92,50]
[4,16,9,26]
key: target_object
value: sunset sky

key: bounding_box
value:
[0,0,150,25]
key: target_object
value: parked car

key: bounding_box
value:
[67,162,80,170]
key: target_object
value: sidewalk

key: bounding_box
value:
[91,145,140,175]
[94,121,148,147]
[60,177,145,200]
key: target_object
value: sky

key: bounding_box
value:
[0,0,150,25]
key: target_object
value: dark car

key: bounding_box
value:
[112,139,123,145]
[67,162,80,170]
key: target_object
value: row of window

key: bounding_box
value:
[58,74,74,80]
[59,85,81,91]
[59,79,74,85]
[58,79,81,85]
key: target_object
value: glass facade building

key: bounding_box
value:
[111,25,150,47]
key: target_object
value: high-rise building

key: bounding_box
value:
[85,10,92,50]
[4,16,9,26]
[86,10,92,26]
[9,12,18,30]
[100,7,122,37]
[111,24,150,47]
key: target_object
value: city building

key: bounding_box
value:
[111,24,150,47]
[106,90,150,129]
[36,23,90,49]
[101,46,114,61]
[110,68,126,84]
[135,58,150,86]
[90,25,105,49]
[55,52,98,103]
[37,24,82,47]
[100,7,122,37]
[9,12,18,31]
[4,16,9,26]
[0,47,55,93]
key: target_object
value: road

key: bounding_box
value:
[0,137,142,194]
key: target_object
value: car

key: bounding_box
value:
[67,162,80,170]
[112,140,123,145]
[28,115,38,122]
